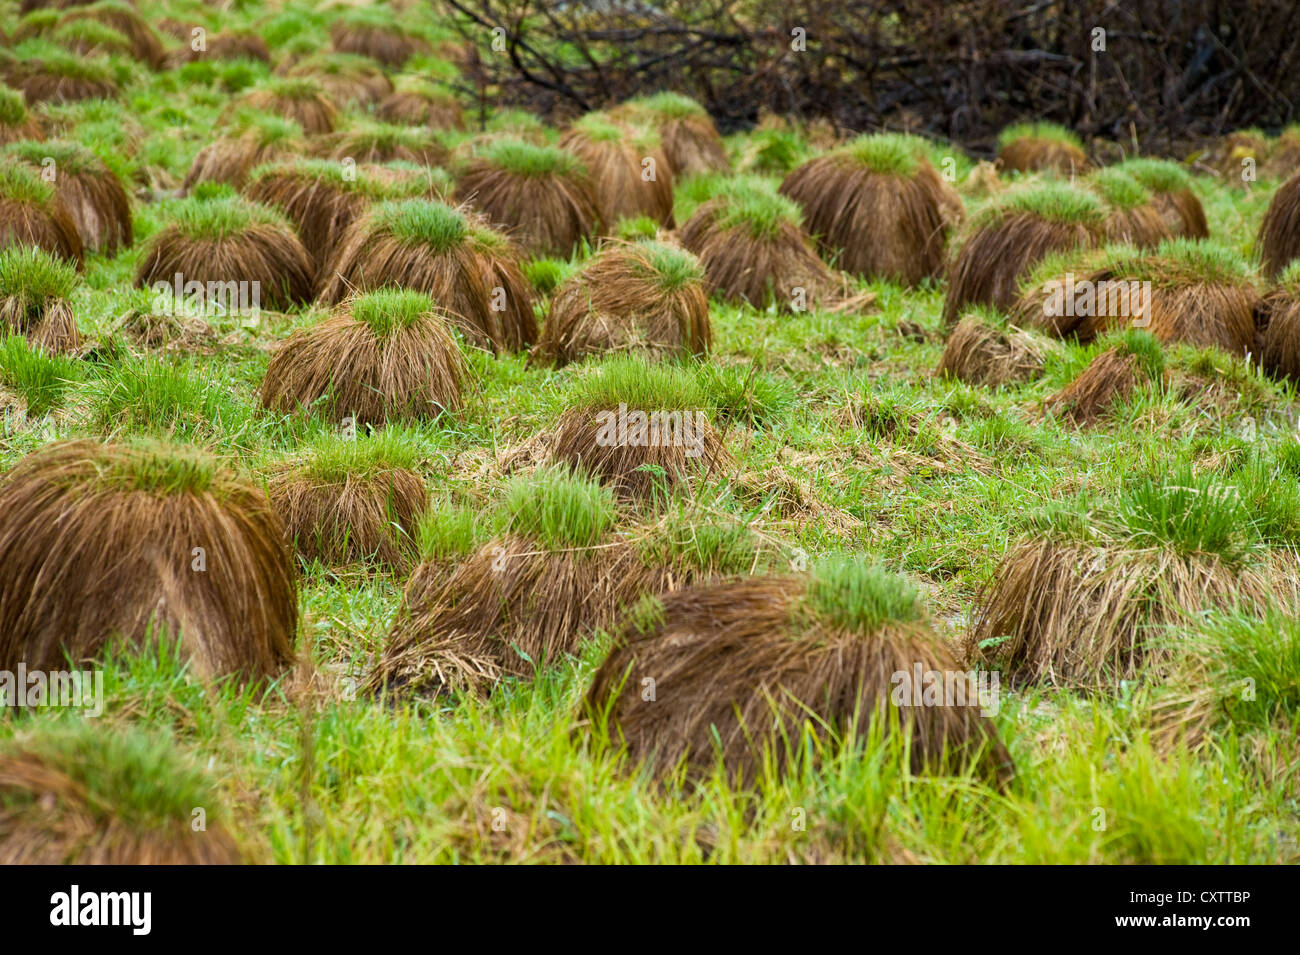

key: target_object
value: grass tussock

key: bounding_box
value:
[0,439,298,683]
[586,559,1012,787]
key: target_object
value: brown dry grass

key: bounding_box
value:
[310,127,448,167]
[0,112,44,146]
[163,31,271,67]
[268,465,427,570]
[942,213,1101,326]
[779,154,954,285]
[558,127,674,230]
[12,150,131,255]
[260,299,465,426]
[455,155,599,258]
[0,196,84,269]
[329,21,427,68]
[0,440,298,683]
[936,315,1052,387]
[317,210,537,353]
[1042,347,1143,425]
[1255,286,1300,381]
[228,83,338,136]
[0,293,78,354]
[678,198,853,312]
[60,3,164,67]
[1258,171,1300,279]
[243,166,369,273]
[376,89,465,130]
[1152,189,1210,239]
[8,61,117,105]
[280,56,393,108]
[995,138,1090,175]
[969,537,1289,689]
[585,575,1013,787]
[1016,266,1258,354]
[364,534,663,699]
[1102,203,1173,248]
[135,219,314,312]
[538,242,711,364]
[548,404,732,501]
[181,133,298,194]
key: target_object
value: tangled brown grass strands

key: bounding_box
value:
[779,147,955,285]
[317,202,537,353]
[454,148,600,258]
[365,534,664,700]
[260,293,466,425]
[969,537,1293,690]
[547,404,733,501]
[585,573,1013,787]
[943,213,1103,327]
[936,315,1053,387]
[267,464,427,571]
[537,241,711,364]
[1258,171,1300,279]
[678,198,870,313]
[558,123,675,230]
[0,440,298,684]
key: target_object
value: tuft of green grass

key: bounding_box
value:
[614,215,660,241]
[1111,327,1166,381]
[350,287,435,340]
[997,121,1083,150]
[97,438,221,496]
[569,354,710,412]
[1116,465,1257,564]
[974,181,1105,228]
[0,244,79,304]
[630,240,703,293]
[1088,168,1153,211]
[1181,610,1300,731]
[625,91,707,120]
[416,500,485,561]
[3,138,106,176]
[480,138,582,178]
[87,359,250,444]
[523,256,577,295]
[295,427,422,482]
[221,107,303,146]
[0,85,29,127]
[693,361,794,428]
[803,557,922,632]
[0,335,82,417]
[52,18,131,55]
[639,511,760,575]
[0,719,222,829]
[840,132,922,176]
[165,195,290,240]
[712,178,804,240]
[571,111,632,144]
[742,128,809,174]
[501,464,616,549]
[1117,157,1194,194]
[372,199,468,252]
[0,163,56,206]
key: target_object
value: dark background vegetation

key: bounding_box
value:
[442,0,1300,153]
